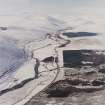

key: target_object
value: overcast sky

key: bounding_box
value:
[0,0,105,15]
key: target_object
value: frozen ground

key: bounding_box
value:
[0,13,105,105]
[0,15,67,105]
[24,14,105,105]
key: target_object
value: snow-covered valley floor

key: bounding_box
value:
[0,14,105,105]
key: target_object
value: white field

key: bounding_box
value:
[0,14,105,105]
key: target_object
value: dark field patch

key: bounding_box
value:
[63,50,105,68]
[63,32,97,38]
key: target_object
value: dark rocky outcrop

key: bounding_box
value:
[99,69,105,74]
[0,78,34,96]
[47,86,77,97]
[46,79,105,97]
[0,27,8,30]
[42,56,55,63]
[98,65,105,74]
[84,71,96,76]
[92,80,105,86]
[59,40,70,48]
[34,58,40,78]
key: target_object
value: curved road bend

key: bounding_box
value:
[24,29,71,105]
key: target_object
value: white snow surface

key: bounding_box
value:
[0,14,105,105]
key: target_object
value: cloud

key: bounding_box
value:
[0,0,105,15]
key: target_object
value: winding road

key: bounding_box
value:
[23,29,71,105]
[0,28,71,105]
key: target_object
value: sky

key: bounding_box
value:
[0,0,105,15]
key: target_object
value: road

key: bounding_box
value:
[24,29,71,105]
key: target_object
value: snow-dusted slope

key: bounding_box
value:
[0,14,105,105]
[0,15,66,105]
[0,36,26,83]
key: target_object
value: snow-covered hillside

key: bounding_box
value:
[0,14,105,105]
[0,15,67,105]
